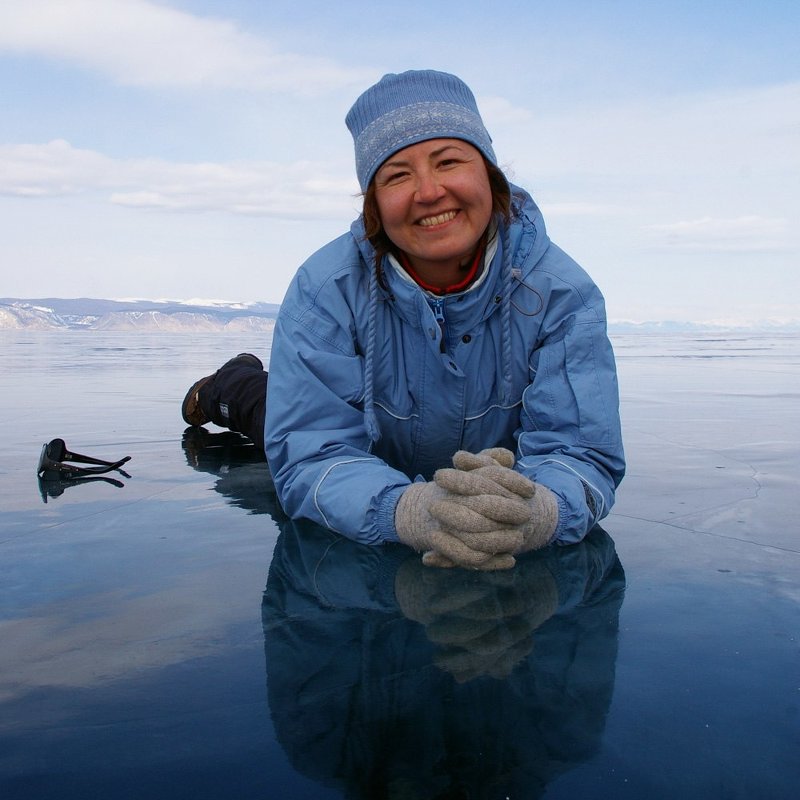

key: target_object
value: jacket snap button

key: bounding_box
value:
[462,334,471,343]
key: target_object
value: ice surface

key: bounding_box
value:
[0,330,797,799]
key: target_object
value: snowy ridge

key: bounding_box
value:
[608,318,800,334]
[1,297,798,333]
[0,298,278,332]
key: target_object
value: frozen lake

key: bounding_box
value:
[1,330,798,799]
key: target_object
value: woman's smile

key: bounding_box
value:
[417,209,459,227]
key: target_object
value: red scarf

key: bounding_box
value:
[398,233,487,296]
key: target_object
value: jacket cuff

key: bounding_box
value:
[550,492,571,544]
[376,485,406,543]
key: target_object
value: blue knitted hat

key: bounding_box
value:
[345,69,497,192]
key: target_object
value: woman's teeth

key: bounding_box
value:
[418,210,457,227]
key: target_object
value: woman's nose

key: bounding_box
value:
[414,171,445,203]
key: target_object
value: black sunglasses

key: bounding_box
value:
[37,438,131,481]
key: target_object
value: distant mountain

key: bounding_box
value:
[1,297,797,334]
[607,319,800,334]
[0,298,279,332]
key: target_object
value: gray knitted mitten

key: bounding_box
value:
[395,482,520,570]
[434,448,559,554]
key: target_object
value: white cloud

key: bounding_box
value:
[643,215,789,252]
[0,0,370,92]
[0,139,115,195]
[0,139,360,219]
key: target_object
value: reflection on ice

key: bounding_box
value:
[37,473,126,502]
[181,427,283,518]
[263,523,624,798]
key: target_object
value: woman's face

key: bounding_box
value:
[373,138,493,287]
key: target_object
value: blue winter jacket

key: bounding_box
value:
[264,186,625,546]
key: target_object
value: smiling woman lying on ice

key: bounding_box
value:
[181,68,625,570]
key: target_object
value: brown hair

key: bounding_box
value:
[362,158,512,275]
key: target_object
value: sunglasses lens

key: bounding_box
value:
[47,438,67,461]
[37,443,65,479]
[37,444,49,474]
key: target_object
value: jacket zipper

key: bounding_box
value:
[430,297,446,353]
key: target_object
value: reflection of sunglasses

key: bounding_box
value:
[37,438,131,480]
[38,474,126,503]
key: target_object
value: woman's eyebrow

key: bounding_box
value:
[379,144,465,173]
[378,158,410,171]
[429,144,465,158]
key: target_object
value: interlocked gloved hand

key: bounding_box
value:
[394,555,560,682]
[395,481,526,570]
[433,448,559,557]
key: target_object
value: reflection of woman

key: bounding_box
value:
[262,521,626,798]
[184,69,625,568]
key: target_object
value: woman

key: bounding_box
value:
[185,69,625,569]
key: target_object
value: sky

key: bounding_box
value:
[0,0,798,323]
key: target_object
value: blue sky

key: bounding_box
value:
[1,0,797,323]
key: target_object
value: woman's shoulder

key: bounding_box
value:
[298,230,366,280]
[281,229,370,319]
[508,190,608,317]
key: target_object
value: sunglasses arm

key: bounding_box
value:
[75,456,132,473]
[63,449,131,469]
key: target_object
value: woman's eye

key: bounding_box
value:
[381,171,408,185]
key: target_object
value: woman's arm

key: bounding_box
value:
[517,308,625,544]
[265,262,410,545]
